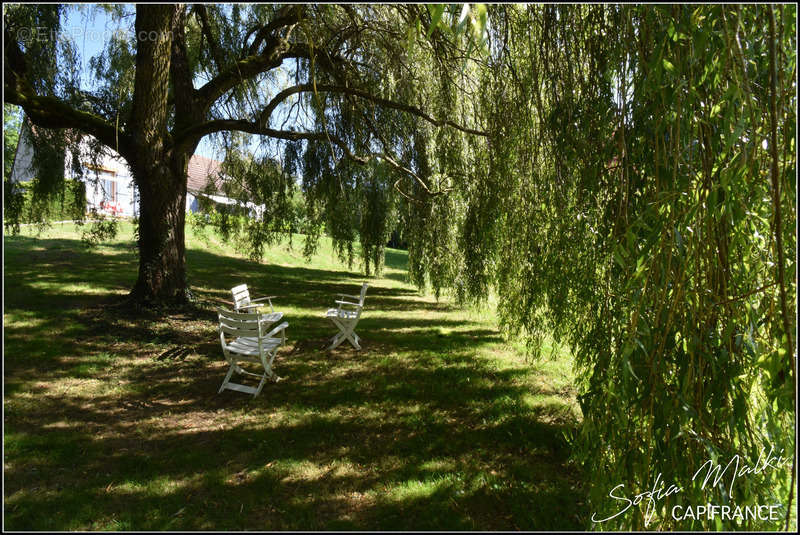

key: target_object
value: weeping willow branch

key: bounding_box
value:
[178,117,448,199]
[768,8,795,530]
[392,178,427,204]
[351,97,453,197]
[712,282,780,307]
[245,82,488,139]
[5,81,132,159]
[767,5,795,400]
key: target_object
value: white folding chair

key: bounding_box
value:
[217,307,289,397]
[230,283,282,324]
[325,282,368,350]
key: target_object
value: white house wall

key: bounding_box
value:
[9,126,35,184]
[66,139,138,218]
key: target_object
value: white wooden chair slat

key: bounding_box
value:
[220,308,262,320]
[230,284,280,316]
[227,338,282,354]
[217,306,289,398]
[219,323,260,334]
[325,282,368,350]
[326,308,359,320]
[219,314,283,332]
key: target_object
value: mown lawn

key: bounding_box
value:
[3,221,586,530]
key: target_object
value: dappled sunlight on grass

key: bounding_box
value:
[4,223,585,530]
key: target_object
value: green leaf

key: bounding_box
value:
[662,58,676,73]
[723,115,746,157]
[426,4,445,38]
[613,245,626,268]
[456,3,470,33]
[674,227,684,254]
[625,357,641,381]
[708,188,718,208]
[473,4,488,39]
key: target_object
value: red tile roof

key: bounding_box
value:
[187,154,224,193]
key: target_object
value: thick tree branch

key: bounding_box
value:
[178,78,487,167]
[5,77,132,158]
[246,5,304,56]
[192,4,225,69]
[195,10,303,111]
[5,25,129,154]
[196,43,292,112]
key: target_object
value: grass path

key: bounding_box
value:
[4,222,585,530]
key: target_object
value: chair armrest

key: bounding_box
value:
[258,312,282,324]
[238,303,262,310]
[265,321,289,338]
[335,300,361,307]
[248,296,278,313]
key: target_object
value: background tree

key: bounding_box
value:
[3,103,21,180]
[3,103,25,231]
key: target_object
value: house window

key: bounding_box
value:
[103,178,117,203]
[84,166,119,212]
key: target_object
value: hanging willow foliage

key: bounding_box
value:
[189,8,795,527]
[472,4,796,530]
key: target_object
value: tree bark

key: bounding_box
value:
[129,155,189,303]
[127,5,188,304]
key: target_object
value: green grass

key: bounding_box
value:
[4,221,585,530]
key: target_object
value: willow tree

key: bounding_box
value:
[475,4,796,530]
[3,3,487,302]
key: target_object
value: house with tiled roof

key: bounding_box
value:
[10,122,229,217]
[185,153,267,218]
[185,153,226,213]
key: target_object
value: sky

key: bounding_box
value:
[62,5,110,72]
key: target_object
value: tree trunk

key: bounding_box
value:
[127,5,189,304]
[129,154,189,303]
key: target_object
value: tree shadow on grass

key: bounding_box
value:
[5,349,585,530]
[4,233,587,531]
